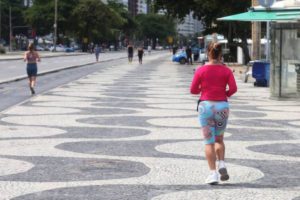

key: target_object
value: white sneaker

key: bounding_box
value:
[218,167,229,181]
[205,173,219,185]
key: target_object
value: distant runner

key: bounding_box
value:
[23,43,41,95]
[127,44,134,63]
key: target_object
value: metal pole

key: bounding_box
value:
[0,0,2,40]
[266,21,271,61]
[9,6,12,51]
[53,0,57,52]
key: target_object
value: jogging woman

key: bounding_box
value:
[127,44,134,63]
[24,43,41,95]
[190,42,237,185]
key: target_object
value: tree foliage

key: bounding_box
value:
[25,0,78,36]
[0,0,25,41]
[107,0,137,39]
[24,0,132,44]
[154,0,252,63]
[135,14,176,47]
[71,0,124,43]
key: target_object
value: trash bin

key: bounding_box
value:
[252,61,270,87]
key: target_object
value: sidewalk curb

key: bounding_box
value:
[0,52,91,61]
[0,56,127,85]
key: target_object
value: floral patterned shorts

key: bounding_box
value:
[198,101,229,144]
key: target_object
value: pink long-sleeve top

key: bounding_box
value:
[190,64,237,101]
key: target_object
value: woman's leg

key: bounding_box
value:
[28,77,32,88]
[31,76,36,88]
[198,101,219,184]
[214,102,230,181]
[205,143,216,170]
[215,135,225,161]
[28,76,36,94]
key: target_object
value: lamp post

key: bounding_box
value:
[9,6,12,51]
[0,0,2,41]
[53,0,57,52]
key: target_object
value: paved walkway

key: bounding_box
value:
[0,54,299,199]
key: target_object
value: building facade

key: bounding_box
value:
[103,0,147,16]
[177,12,204,36]
[128,0,138,16]
[23,0,33,7]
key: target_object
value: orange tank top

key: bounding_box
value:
[26,52,38,63]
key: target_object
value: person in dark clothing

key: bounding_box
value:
[172,46,178,55]
[127,44,134,63]
[186,46,193,65]
[137,47,144,64]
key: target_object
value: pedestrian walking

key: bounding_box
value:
[94,44,101,62]
[23,43,41,95]
[147,45,152,54]
[127,44,134,63]
[172,45,177,55]
[137,47,144,64]
[190,42,237,185]
[186,46,193,65]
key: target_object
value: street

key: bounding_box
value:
[0,53,299,199]
[0,51,127,83]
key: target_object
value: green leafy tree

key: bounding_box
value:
[25,0,79,36]
[0,0,25,42]
[71,0,124,44]
[154,0,252,63]
[135,14,176,49]
[107,0,137,45]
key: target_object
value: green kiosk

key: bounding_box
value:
[219,0,300,98]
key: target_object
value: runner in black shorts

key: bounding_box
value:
[127,44,134,63]
[23,43,41,95]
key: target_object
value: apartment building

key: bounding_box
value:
[177,12,204,36]
[23,0,33,7]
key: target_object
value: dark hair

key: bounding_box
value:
[28,43,35,52]
[207,42,222,60]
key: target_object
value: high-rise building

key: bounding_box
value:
[24,0,33,7]
[128,0,137,16]
[128,0,148,16]
[102,0,147,16]
[137,0,147,14]
[177,12,204,36]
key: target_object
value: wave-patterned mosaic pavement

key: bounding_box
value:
[0,54,300,199]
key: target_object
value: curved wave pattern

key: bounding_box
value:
[0,56,299,199]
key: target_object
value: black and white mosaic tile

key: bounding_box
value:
[0,53,299,199]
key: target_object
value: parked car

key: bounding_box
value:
[35,45,44,51]
[172,50,187,64]
[199,48,208,64]
[109,45,115,51]
[50,45,65,52]
[49,45,74,52]
[65,47,75,52]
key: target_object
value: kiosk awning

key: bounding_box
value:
[218,10,300,22]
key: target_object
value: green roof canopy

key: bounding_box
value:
[218,10,300,22]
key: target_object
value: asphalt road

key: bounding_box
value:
[0,52,127,83]
[0,57,128,112]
